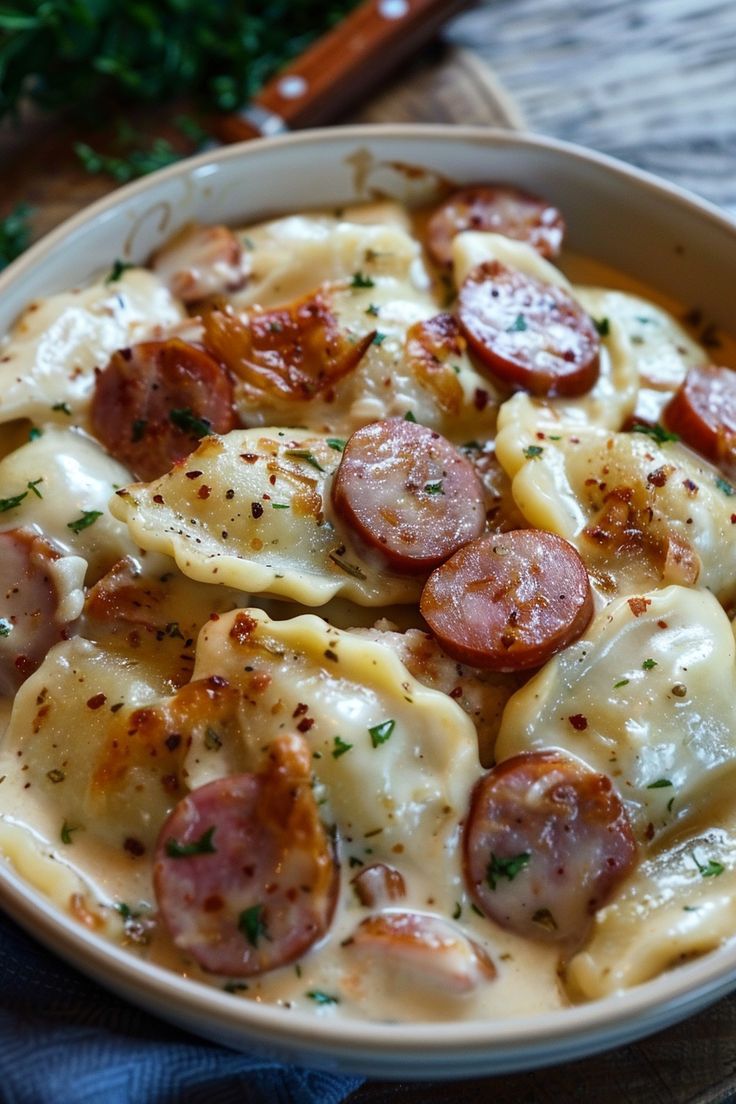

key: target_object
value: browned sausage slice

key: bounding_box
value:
[344,911,496,994]
[463,750,637,942]
[426,185,565,269]
[420,529,593,671]
[457,261,600,397]
[153,734,338,977]
[91,338,236,481]
[0,529,78,694]
[662,364,736,474]
[331,418,486,574]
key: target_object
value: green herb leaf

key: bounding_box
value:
[692,853,725,878]
[506,313,527,332]
[486,852,530,890]
[523,445,544,460]
[646,779,673,789]
[630,423,679,444]
[0,619,12,637]
[332,736,353,759]
[532,908,558,932]
[326,438,346,452]
[368,719,395,748]
[105,259,133,283]
[350,271,374,289]
[67,510,103,533]
[271,503,290,510]
[365,304,380,317]
[238,903,268,947]
[26,478,43,499]
[642,658,657,670]
[0,491,27,512]
[283,448,325,472]
[594,317,610,336]
[52,401,72,415]
[423,481,444,495]
[328,551,367,580]
[0,202,32,270]
[61,820,80,845]
[169,407,212,437]
[452,901,462,920]
[372,331,387,346]
[404,410,416,422]
[715,476,736,497]
[613,678,630,688]
[28,427,42,441]
[306,990,339,1005]
[165,825,216,858]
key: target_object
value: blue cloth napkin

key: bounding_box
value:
[0,909,364,1104]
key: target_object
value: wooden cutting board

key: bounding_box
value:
[1,41,734,1104]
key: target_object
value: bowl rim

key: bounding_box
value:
[2,121,736,1066]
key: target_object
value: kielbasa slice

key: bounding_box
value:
[344,912,495,994]
[0,529,79,694]
[150,223,247,303]
[153,734,338,977]
[331,418,485,574]
[457,261,600,397]
[420,529,593,671]
[662,364,736,474]
[464,750,637,943]
[91,338,236,481]
[426,185,565,269]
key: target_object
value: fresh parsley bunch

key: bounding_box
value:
[0,0,358,121]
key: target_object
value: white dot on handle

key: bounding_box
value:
[277,75,308,100]
[378,0,409,18]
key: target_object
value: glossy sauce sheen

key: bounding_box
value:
[0,192,735,1025]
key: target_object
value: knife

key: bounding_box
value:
[212,0,473,144]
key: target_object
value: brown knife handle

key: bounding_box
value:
[214,0,472,144]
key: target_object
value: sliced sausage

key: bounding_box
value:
[153,734,338,977]
[0,529,79,695]
[351,863,406,908]
[201,292,374,404]
[426,185,565,269]
[91,338,236,481]
[344,912,495,994]
[405,314,467,415]
[150,223,247,303]
[457,261,600,397]
[331,418,485,574]
[662,364,736,475]
[464,750,637,943]
[420,529,593,671]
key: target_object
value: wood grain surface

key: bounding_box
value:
[2,7,736,1102]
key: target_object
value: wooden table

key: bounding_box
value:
[2,2,736,1102]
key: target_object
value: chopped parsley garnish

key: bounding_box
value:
[452,901,462,920]
[350,271,374,289]
[366,303,380,317]
[60,820,80,844]
[646,779,673,789]
[283,448,325,472]
[28,427,42,441]
[169,407,212,437]
[328,551,367,580]
[223,981,249,994]
[326,438,346,452]
[306,990,339,1005]
[271,503,290,510]
[348,856,364,868]
[523,445,544,460]
[26,478,43,499]
[715,476,736,497]
[486,852,530,890]
[67,510,103,533]
[642,658,657,670]
[0,619,11,637]
[667,796,675,813]
[368,718,395,748]
[0,491,27,512]
[372,331,387,346]
[165,825,216,858]
[692,853,724,878]
[423,480,444,495]
[52,401,72,415]
[131,418,147,442]
[238,903,268,947]
[506,313,527,332]
[593,317,610,337]
[204,726,222,751]
[0,203,32,270]
[630,423,679,444]
[404,410,416,423]
[105,259,133,284]
[46,768,65,783]
[613,678,630,688]
[332,736,353,759]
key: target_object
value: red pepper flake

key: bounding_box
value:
[646,466,669,488]
[293,702,309,718]
[297,717,314,733]
[165,733,182,751]
[229,612,258,643]
[208,675,228,689]
[449,686,463,699]
[197,485,211,500]
[644,822,655,842]
[731,514,736,525]
[153,494,164,504]
[123,836,145,857]
[473,388,489,411]
[568,713,588,731]
[657,619,668,629]
[226,489,235,500]
[209,612,220,621]
[251,502,264,519]
[86,693,107,710]
[683,479,699,495]
[185,470,203,480]
[628,597,651,617]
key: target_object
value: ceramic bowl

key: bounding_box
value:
[2,124,736,1079]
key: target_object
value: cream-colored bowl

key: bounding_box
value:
[2,125,736,1079]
